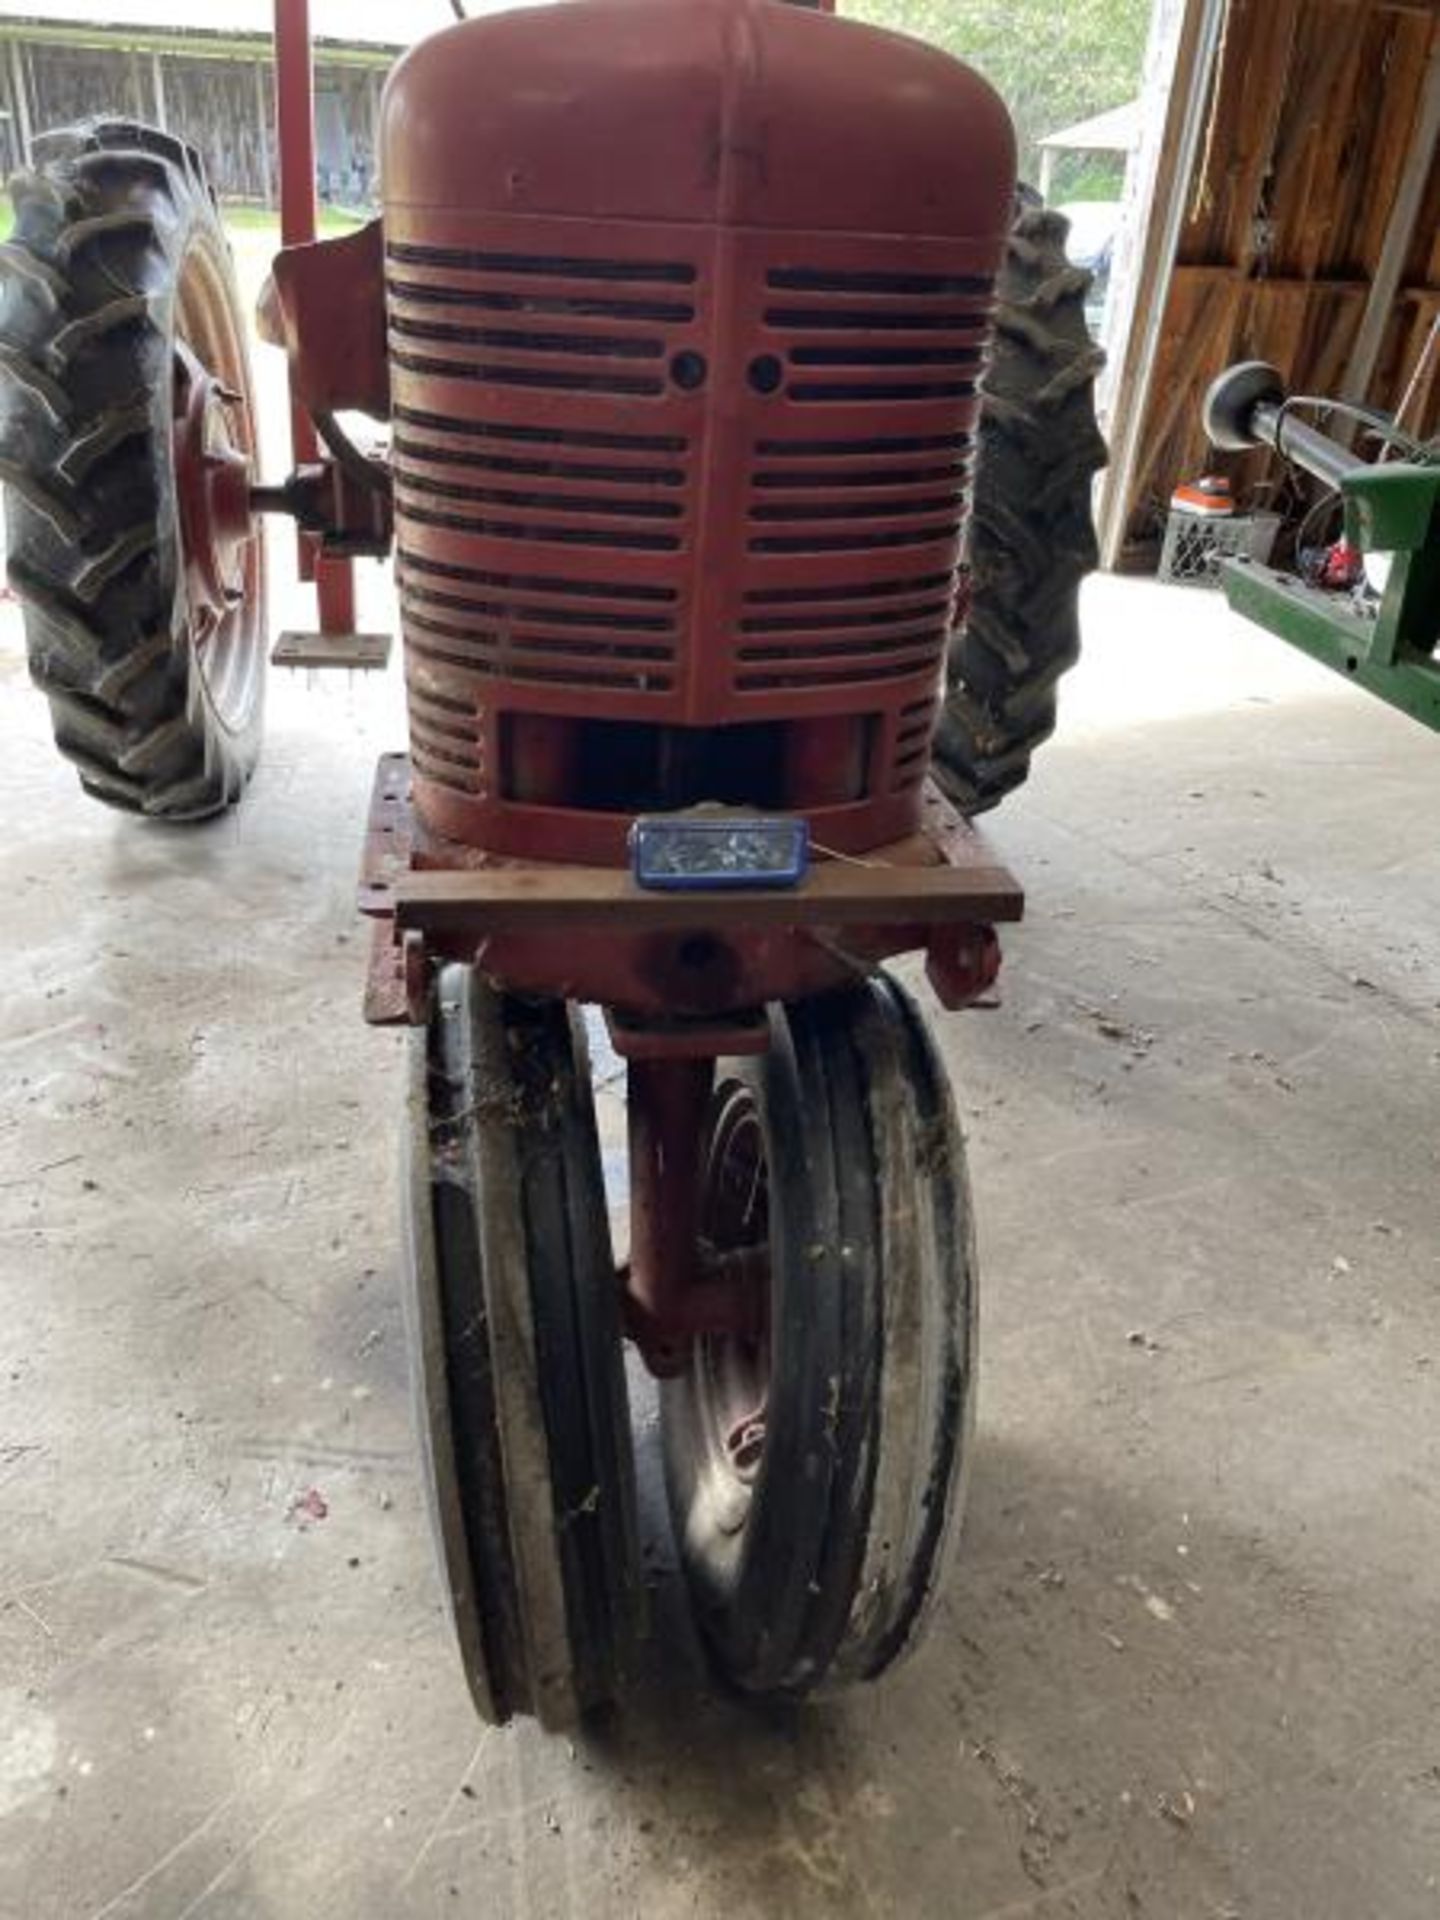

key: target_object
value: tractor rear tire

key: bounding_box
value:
[0,119,265,820]
[932,191,1108,815]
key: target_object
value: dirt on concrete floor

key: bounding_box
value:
[1,573,1438,1919]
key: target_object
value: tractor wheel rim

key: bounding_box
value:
[172,233,263,737]
[694,1082,771,1534]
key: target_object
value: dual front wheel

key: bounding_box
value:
[406,966,978,1725]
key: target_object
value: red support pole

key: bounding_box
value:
[273,0,356,633]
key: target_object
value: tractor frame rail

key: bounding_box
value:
[358,754,1022,1031]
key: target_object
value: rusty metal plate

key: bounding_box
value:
[272,630,392,670]
[358,751,415,916]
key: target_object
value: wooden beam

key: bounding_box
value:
[254,57,272,207]
[1263,12,1361,279]
[393,859,1026,938]
[1172,263,1439,299]
[1341,18,1440,407]
[1127,275,1243,514]
[1098,0,1230,567]
[1233,2,1305,268]
[1394,311,1440,433]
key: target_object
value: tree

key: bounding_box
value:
[843,0,1152,187]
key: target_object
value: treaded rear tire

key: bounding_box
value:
[932,191,1108,815]
[0,118,265,820]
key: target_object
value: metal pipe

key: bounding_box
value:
[274,0,316,252]
[272,0,356,631]
[626,1058,714,1377]
[1250,402,1364,494]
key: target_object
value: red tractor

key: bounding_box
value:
[0,0,1103,1727]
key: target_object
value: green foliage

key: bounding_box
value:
[222,202,363,235]
[1049,154,1127,205]
[844,0,1152,182]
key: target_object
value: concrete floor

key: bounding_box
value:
[3,546,1440,1919]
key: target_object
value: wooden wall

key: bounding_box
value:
[3,38,386,210]
[27,46,149,129]
[1111,0,1440,561]
[163,55,275,203]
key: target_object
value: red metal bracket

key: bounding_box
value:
[356,755,1021,1025]
[259,221,389,421]
[604,1007,771,1061]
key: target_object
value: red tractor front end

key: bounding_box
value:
[1,0,1105,1729]
[363,0,1020,1723]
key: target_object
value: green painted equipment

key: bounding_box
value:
[1203,360,1440,731]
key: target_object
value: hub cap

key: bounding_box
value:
[694,1082,771,1535]
[171,235,264,734]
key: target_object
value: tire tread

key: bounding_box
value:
[933,193,1108,815]
[0,117,262,821]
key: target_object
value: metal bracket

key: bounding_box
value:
[604,1006,771,1060]
[359,752,418,1025]
[1222,460,1440,732]
[356,754,1023,1027]
[272,631,392,671]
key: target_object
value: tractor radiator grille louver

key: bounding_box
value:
[763,266,991,405]
[735,566,954,691]
[892,694,941,793]
[387,240,697,760]
[737,425,970,690]
[391,407,688,557]
[398,544,681,704]
[385,243,695,399]
[406,679,486,795]
[745,427,976,546]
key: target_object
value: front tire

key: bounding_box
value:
[405,967,643,1728]
[0,119,265,819]
[662,976,978,1697]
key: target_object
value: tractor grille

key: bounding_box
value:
[385,238,695,561]
[387,240,701,799]
[387,221,996,825]
[730,261,990,694]
[391,408,689,557]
